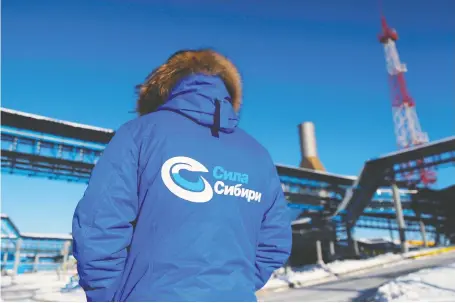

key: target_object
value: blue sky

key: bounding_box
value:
[2,0,454,237]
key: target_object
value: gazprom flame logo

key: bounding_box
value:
[161,156,214,203]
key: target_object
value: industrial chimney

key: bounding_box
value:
[298,122,325,171]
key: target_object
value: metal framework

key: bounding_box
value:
[336,136,455,226]
[279,175,349,216]
[2,107,454,245]
[1,127,102,182]
[389,150,455,185]
[378,15,436,185]
[1,107,113,144]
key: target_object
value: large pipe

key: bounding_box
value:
[298,122,318,159]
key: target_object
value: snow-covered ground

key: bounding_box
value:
[263,253,405,290]
[373,262,455,302]
[326,253,403,275]
[266,264,333,289]
[262,247,453,291]
[1,248,452,302]
[1,270,85,302]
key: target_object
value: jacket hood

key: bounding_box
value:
[136,49,242,117]
[158,74,239,133]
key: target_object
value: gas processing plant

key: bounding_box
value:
[1,11,455,273]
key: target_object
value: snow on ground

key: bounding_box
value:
[262,247,452,291]
[2,271,66,289]
[34,287,86,302]
[261,277,289,290]
[326,253,402,275]
[1,270,86,302]
[1,248,450,302]
[373,262,455,302]
[263,253,404,290]
[272,264,333,287]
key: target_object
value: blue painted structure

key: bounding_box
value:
[1,107,454,248]
[1,214,72,274]
[335,136,455,223]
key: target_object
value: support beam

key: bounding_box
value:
[435,228,440,246]
[353,240,360,257]
[388,219,394,241]
[316,240,324,265]
[62,241,71,275]
[13,239,22,276]
[2,251,9,275]
[419,221,428,248]
[346,221,358,257]
[329,240,336,257]
[33,254,40,272]
[284,260,289,275]
[392,183,408,253]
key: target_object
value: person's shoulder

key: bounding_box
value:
[121,111,161,130]
[113,112,165,147]
[235,128,274,164]
[123,110,174,133]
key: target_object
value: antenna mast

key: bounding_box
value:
[378,12,436,186]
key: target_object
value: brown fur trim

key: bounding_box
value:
[135,49,242,116]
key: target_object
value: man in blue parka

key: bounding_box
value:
[72,49,292,302]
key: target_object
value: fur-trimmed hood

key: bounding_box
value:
[136,49,242,116]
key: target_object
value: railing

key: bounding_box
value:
[1,238,72,275]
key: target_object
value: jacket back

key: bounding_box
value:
[72,74,292,302]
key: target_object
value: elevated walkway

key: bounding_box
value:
[333,136,455,225]
[1,107,114,143]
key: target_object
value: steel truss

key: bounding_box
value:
[2,108,453,242]
[1,127,103,182]
[280,175,347,215]
[387,150,455,185]
[355,217,436,233]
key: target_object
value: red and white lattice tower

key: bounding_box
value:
[378,15,436,186]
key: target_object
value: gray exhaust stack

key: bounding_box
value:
[298,122,325,171]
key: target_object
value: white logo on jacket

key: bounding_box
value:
[161,156,213,203]
[161,156,262,203]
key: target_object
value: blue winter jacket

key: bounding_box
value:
[72,74,292,302]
